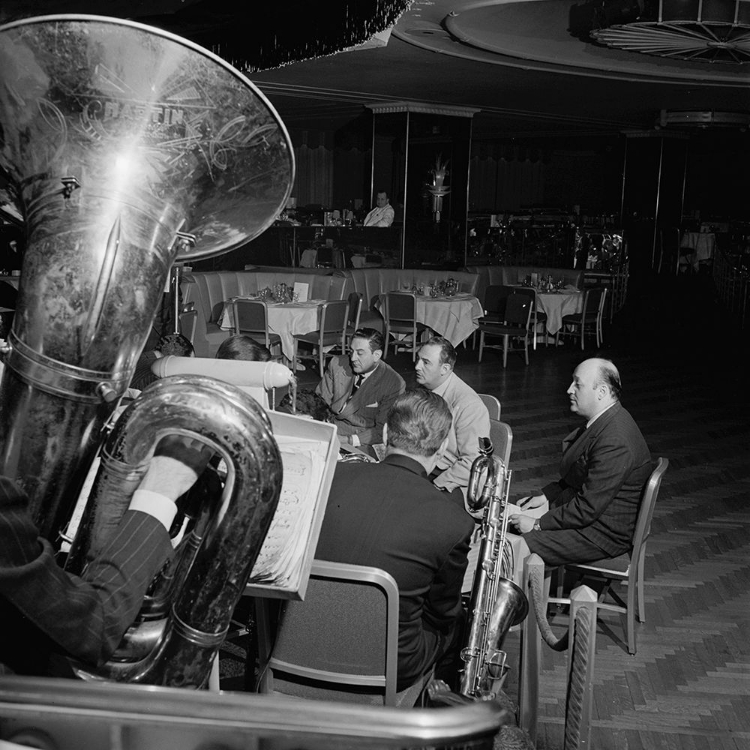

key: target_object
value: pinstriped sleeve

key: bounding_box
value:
[1,477,173,667]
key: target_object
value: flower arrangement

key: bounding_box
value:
[427,154,450,193]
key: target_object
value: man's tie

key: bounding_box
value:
[350,374,363,398]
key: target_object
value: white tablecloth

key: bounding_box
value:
[378,293,484,347]
[536,291,584,334]
[221,298,324,361]
[680,232,715,270]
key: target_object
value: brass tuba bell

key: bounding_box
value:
[0,15,294,541]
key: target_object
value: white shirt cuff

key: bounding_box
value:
[351,434,360,447]
[128,490,177,531]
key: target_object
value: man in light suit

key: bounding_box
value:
[316,389,473,690]
[510,357,652,565]
[415,336,490,501]
[316,327,405,455]
[0,437,210,676]
[362,190,395,227]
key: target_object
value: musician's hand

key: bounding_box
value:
[139,436,214,502]
[518,494,546,510]
[510,514,537,534]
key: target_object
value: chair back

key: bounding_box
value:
[178,309,198,343]
[384,291,417,324]
[483,285,514,320]
[631,457,669,560]
[347,291,363,331]
[477,393,501,421]
[489,419,513,468]
[504,293,532,328]
[320,299,349,337]
[233,298,272,348]
[582,287,606,320]
[260,560,400,705]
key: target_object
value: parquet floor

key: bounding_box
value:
[222,269,750,750]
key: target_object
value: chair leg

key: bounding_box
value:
[524,335,529,366]
[478,331,485,363]
[626,574,637,655]
[502,334,508,368]
[292,341,298,373]
[636,555,646,623]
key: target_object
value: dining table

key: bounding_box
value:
[378,292,484,347]
[534,288,584,335]
[220,297,326,363]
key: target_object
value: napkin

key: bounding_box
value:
[564,284,580,292]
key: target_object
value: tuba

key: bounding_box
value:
[0,14,293,539]
[460,437,528,700]
[0,15,294,686]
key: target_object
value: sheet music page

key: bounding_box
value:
[247,434,325,588]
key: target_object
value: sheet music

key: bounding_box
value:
[247,434,326,588]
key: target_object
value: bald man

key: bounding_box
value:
[510,357,652,566]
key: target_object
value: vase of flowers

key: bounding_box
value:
[426,155,450,223]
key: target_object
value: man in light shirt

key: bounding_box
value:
[415,336,490,502]
[510,357,651,565]
[363,190,395,227]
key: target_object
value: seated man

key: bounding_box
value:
[415,336,490,500]
[362,190,395,227]
[315,389,473,690]
[316,327,405,455]
[1,436,210,676]
[509,357,652,566]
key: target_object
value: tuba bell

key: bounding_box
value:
[0,15,294,687]
[0,14,294,542]
[460,437,528,700]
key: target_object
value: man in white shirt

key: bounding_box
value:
[415,336,490,501]
[363,191,395,227]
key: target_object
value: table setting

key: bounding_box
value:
[379,279,484,347]
[220,288,327,363]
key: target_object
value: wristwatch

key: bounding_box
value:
[532,519,542,532]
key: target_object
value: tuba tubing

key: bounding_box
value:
[68,373,283,688]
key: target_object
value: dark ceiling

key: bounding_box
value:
[0,0,748,143]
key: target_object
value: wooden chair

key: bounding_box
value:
[555,457,669,655]
[555,287,607,350]
[477,393,501,421]
[257,560,428,707]
[232,299,282,358]
[513,287,548,350]
[344,291,363,350]
[382,292,427,360]
[292,300,348,377]
[477,293,532,367]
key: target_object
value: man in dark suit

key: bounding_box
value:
[0,438,209,676]
[510,357,652,565]
[316,327,405,455]
[315,389,474,690]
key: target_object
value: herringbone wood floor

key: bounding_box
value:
[222,269,750,750]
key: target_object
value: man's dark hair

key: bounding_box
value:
[352,327,384,355]
[216,334,271,362]
[422,336,456,368]
[386,389,452,458]
[157,333,194,357]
